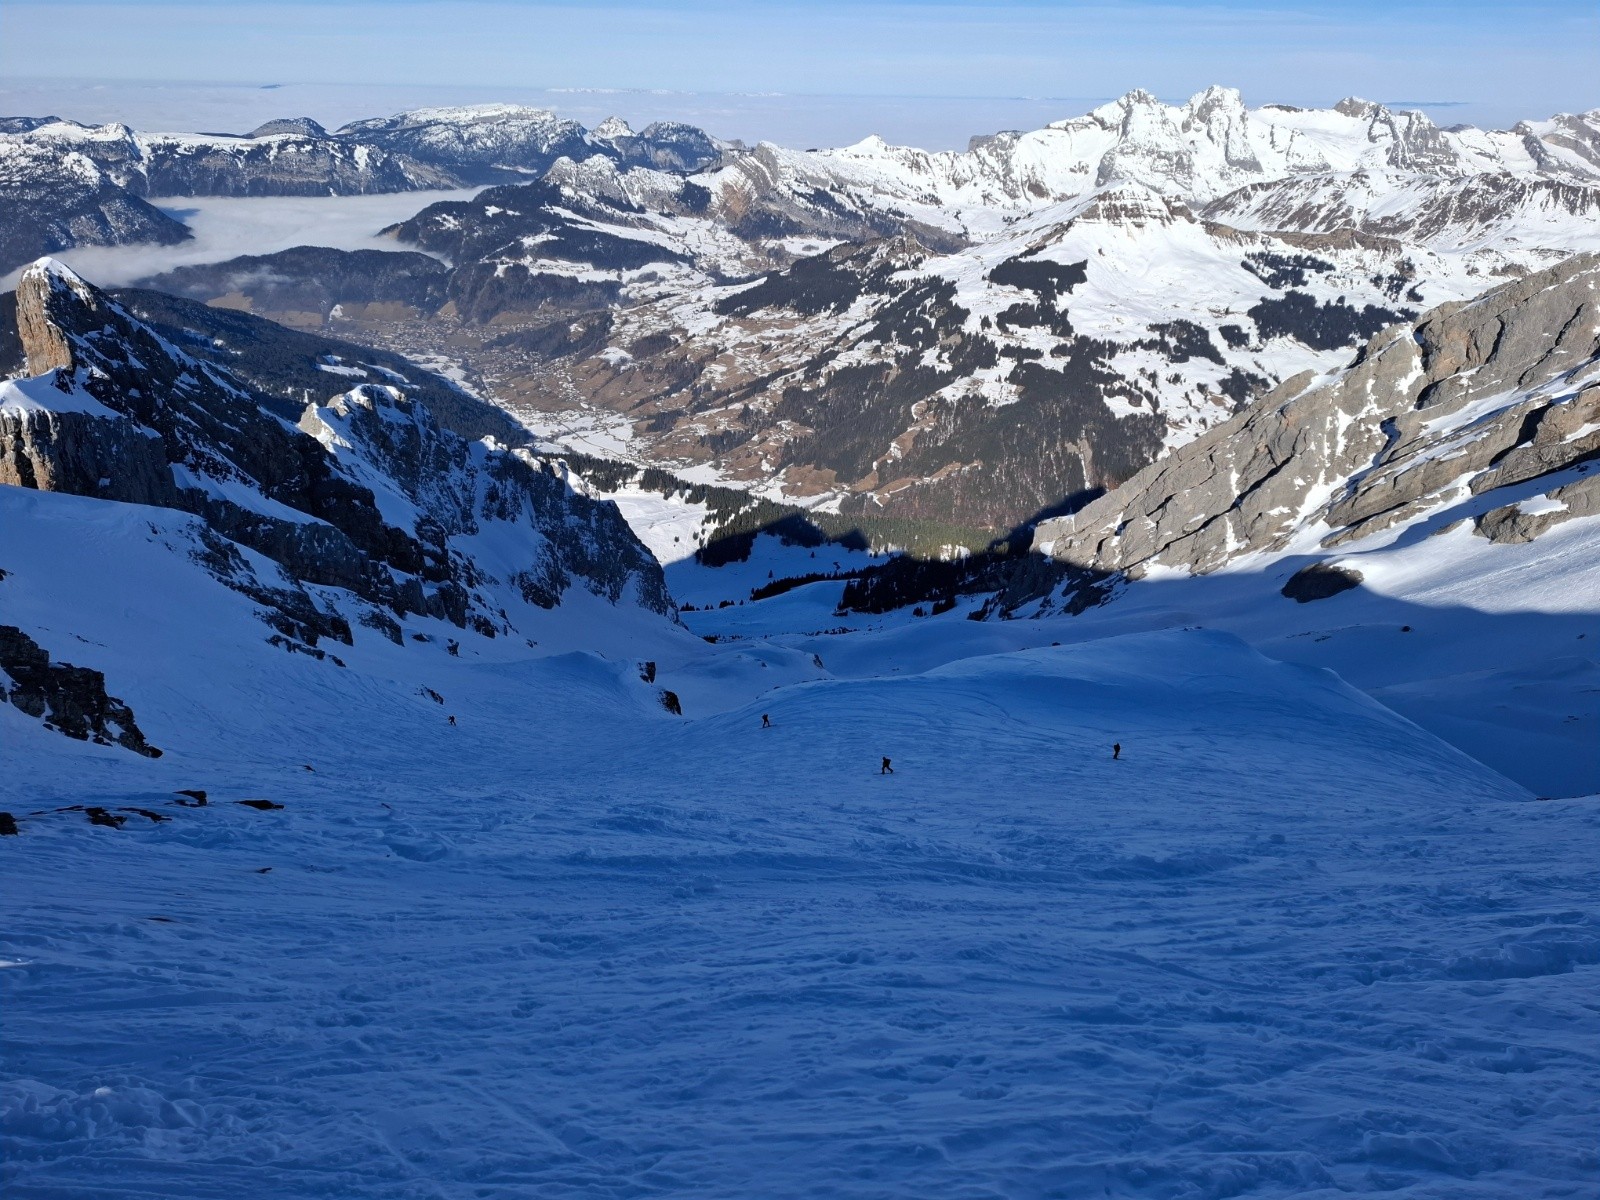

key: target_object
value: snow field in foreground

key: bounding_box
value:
[4,612,1598,1198]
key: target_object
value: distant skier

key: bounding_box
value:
[881,756,894,775]
[448,715,457,727]
[762,713,772,728]
[1112,742,1121,760]
[447,639,460,657]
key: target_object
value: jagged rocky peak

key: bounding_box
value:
[15,258,92,373]
[1068,182,1192,226]
[1037,251,1600,576]
[1186,84,1248,121]
[1084,87,1165,128]
[1333,96,1383,120]
[1182,86,1262,170]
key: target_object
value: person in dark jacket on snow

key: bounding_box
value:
[881,757,894,775]
[1112,742,1121,760]
[762,713,772,728]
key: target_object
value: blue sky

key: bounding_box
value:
[1,1,1594,143]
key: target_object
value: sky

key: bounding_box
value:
[1,1,1595,147]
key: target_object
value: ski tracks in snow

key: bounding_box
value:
[3,631,1598,1198]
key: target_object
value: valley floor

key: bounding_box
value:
[4,591,1598,1196]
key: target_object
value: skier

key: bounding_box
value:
[448,715,457,727]
[1112,742,1121,760]
[762,713,772,728]
[881,756,894,775]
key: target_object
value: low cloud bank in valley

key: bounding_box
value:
[0,189,484,291]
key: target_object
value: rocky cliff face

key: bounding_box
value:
[0,624,161,757]
[1034,253,1600,575]
[0,260,674,728]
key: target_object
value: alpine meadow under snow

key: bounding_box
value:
[2,73,1598,1200]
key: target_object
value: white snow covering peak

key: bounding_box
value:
[592,115,635,140]
[21,256,97,302]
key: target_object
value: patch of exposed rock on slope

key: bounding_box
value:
[1037,252,1600,575]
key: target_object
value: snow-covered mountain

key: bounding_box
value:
[0,259,675,754]
[347,90,1600,528]
[0,105,730,271]
[0,116,460,202]
[0,137,191,277]
[0,104,728,204]
[10,89,1600,531]
[336,105,726,182]
[420,173,1530,526]
[772,90,1600,220]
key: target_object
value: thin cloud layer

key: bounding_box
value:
[0,190,481,292]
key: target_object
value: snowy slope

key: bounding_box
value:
[5,479,1598,1196]
[673,498,1599,799]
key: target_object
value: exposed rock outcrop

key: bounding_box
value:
[1473,472,1600,544]
[1281,563,1363,602]
[0,377,177,505]
[1036,253,1600,576]
[0,625,161,756]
